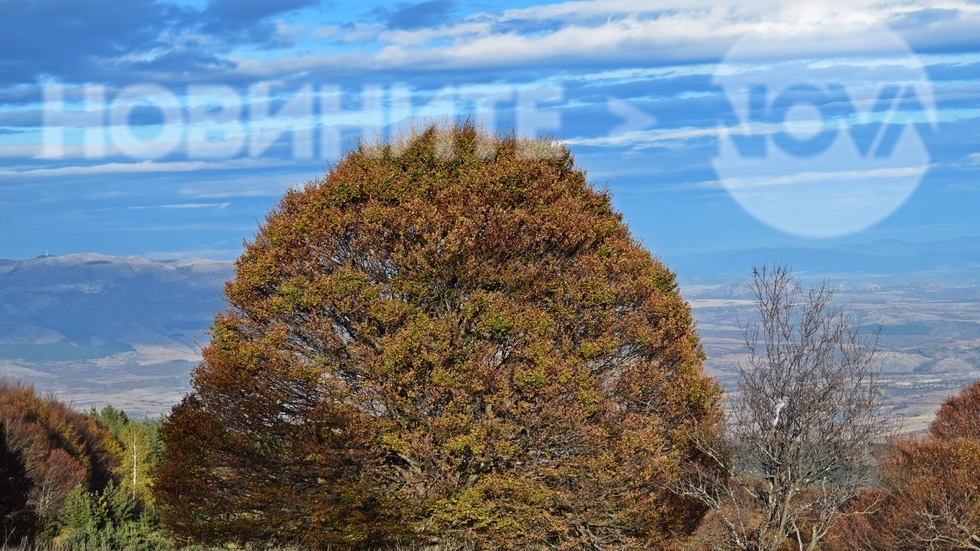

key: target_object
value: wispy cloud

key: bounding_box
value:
[0,158,299,178]
[234,0,980,76]
[159,202,231,209]
[370,0,458,31]
[2,0,977,87]
[566,126,724,149]
[0,144,40,158]
[129,202,231,210]
[1,0,978,260]
[705,166,928,190]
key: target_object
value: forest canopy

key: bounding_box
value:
[0,382,166,548]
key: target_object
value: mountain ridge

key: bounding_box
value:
[0,241,975,421]
[669,236,980,286]
[0,253,234,416]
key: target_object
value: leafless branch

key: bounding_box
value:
[676,264,897,551]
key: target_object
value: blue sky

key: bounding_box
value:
[1,0,978,264]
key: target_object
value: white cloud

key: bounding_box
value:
[334,23,386,45]
[714,165,928,190]
[0,144,41,158]
[159,202,231,209]
[311,25,345,40]
[177,172,309,199]
[566,126,725,148]
[273,20,305,44]
[225,0,980,76]
[128,202,231,210]
[0,158,298,178]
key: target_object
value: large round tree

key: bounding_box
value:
[155,123,721,550]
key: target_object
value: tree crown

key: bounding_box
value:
[157,123,721,549]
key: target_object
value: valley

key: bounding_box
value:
[0,248,977,429]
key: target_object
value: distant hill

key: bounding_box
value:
[0,254,234,416]
[669,237,980,286]
[0,241,976,424]
[674,239,980,432]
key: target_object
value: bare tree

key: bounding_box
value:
[130,428,141,500]
[677,264,894,551]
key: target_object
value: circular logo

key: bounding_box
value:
[712,24,936,238]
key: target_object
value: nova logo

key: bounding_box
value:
[713,25,936,238]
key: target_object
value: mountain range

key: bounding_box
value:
[670,237,980,286]
[0,253,233,416]
[0,238,977,421]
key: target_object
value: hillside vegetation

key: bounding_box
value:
[0,382,168,549]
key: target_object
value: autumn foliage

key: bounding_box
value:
[0,381,118,537]
[0,418,32,542]
[155,123,722,549]
[0,384,174,549]
[929,379,980,441]
[830,380,980,550]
